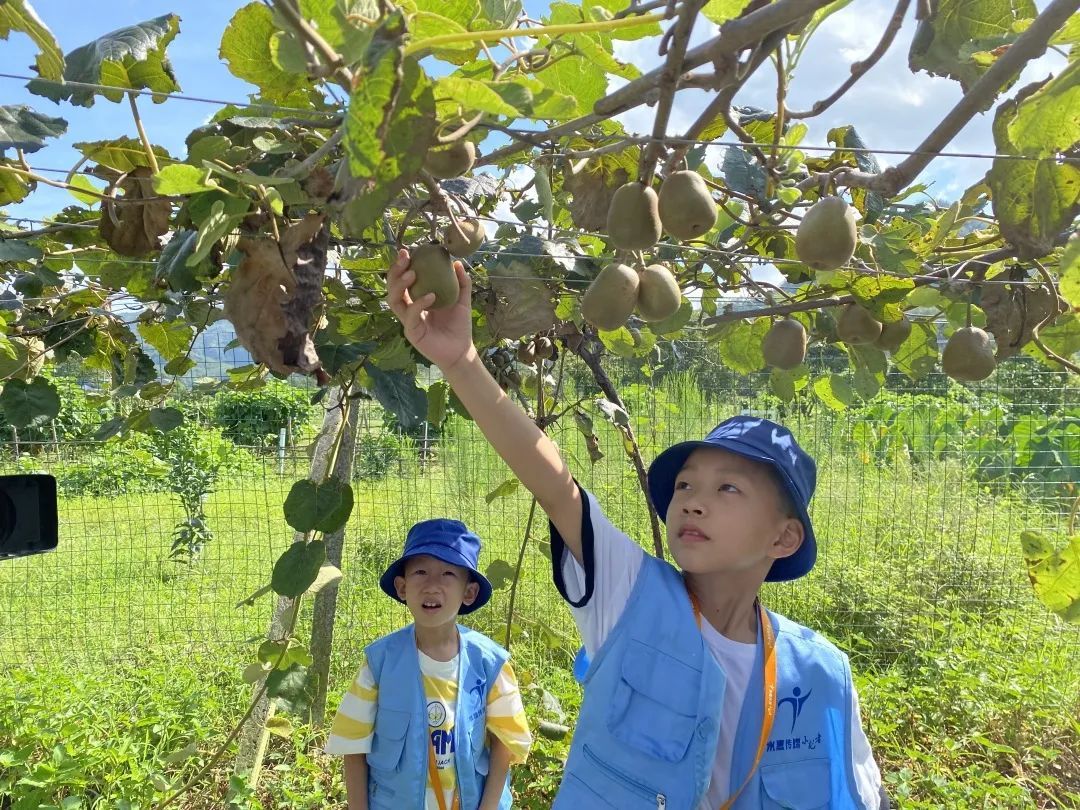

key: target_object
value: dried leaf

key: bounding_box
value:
[981,278,1063,359]
[565,164,628,232]
[98,166,170,257]
[223,213,328,379]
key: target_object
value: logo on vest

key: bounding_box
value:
[777,686,812,733]
[427,699,447,728]
[430,728,456,769]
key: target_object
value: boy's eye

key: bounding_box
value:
[719,483,739,493]
[442,570,458,578]
[675,481,690,490]
[411,569,425,576]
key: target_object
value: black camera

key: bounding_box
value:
[0,474,58,560]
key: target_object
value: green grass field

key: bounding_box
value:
[1,386,1078,808]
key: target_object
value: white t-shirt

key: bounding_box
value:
[555,489,883,810]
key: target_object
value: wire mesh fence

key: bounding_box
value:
[0,330,1077,708]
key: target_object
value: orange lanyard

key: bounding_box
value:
[426,738,460,810]
[687,587,778,810]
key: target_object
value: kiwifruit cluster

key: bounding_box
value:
[795,196,858,272]
[836,304,883,344]
[424,140,476,179]
[407,243,458,309]
[441,217,485,257]
[762,319,807,369]
[516,335,555,364]
[580,262,682,331]
[605,171,718,251]
[487,347,521,390]
[942,326,996,381]
[874,317,912,353]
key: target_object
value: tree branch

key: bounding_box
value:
[270,0,353,88]
[787,0,911,120]
[799,0,1078,197]
[639,0,710,185]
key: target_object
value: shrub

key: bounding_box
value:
[212,380,315,447]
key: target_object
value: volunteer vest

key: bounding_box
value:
[365,624,512,810]
[555,555,865,809]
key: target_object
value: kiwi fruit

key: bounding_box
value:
[534,336,553,359]
[408,244,458,309]
[762,319,808,369]
[795,196,858,271]
[635,264,682,322]
[874,317,912,353]
[606,182,662,251]
[516,341,536,364]
[942,326,996,381]
[836,304,882,344]
[658,170,717,241]
[424,140,476,179]
[581,263,639,331]
[442,218,485,257]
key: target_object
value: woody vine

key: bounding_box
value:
[1,0,1079,796]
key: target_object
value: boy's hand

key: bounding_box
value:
[387,248,474,372]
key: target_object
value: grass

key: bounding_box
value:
[1,375,1078,808]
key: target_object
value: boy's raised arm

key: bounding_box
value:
[387,250,585,562]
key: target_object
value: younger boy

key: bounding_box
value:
[387,250,888,809]
[326,518,532,810]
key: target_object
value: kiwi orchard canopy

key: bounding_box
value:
[1,0,1078,798]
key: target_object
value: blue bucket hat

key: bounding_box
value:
[647,415,818,582]
[379,519,493,614]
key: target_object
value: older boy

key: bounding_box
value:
[326,518,532,809]
[387,251,886,808]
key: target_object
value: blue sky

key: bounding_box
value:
[2,1,1066,226]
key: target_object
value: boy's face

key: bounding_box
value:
[394,554,479,626]
[665,448,803,578]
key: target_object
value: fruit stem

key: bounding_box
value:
[404,12,665,56]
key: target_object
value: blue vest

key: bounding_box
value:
[364,624,513,810]
[555,555,865,809]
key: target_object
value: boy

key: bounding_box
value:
[325,518,532,810]
[387,251,887,808]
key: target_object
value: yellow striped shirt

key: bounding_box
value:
[325,650,532,809]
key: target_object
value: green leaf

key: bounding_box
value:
[485,478,520,504]
[1059,234,1080,309]
[148,406,183,432]
[988,75,1080,259]
[594,398,630,429]
[74,137,173,173]
[305,563,343,596]
[533,36,607,116]
[220,3,309,101]
[828,126,886,223]
[480,0,522,28]
[265,716,294,738]
[0,0,63,80]
[157,230,210,293]
[812,374,854,411]
[1006,60,1080,155]
[0,159,33,204]
[646,298,693,337]
[0,377,60,429]
[0,105,66,153]
[283,480,354,534]
[66,174,102,205]
[717,319,768,375]
[342,20,437,235]
[187,199,242,268]
[363,363,428,431]
[435,76,518,117]
[153,164,218,196]
[409,11,477,61]
[164,356,197,376]
[0,239,43,262]
[138,320,194,362]
[909,0,1036,91]
[258,638,313,670]
[485,76,576,120]
[1019,531,1080,624]
[29,14,181,106]
[485,558,516,590]
[426,379,449,427]
[265,664,316,715]
[891,320,939,380]
[271,539,328,597]
[703,0,754,25]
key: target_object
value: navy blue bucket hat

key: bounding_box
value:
[647,415,818,582]
[379,519,493,614]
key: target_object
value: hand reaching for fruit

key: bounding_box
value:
[387,248,475,372]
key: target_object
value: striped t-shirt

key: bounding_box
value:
[326,649,532,809]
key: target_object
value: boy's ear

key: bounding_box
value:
[770,518,804,560]
[394,575,407,601]
[461,580,480,607]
